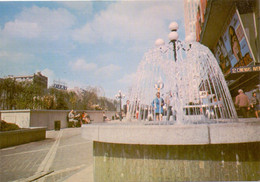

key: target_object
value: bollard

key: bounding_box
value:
[54,120,61,131]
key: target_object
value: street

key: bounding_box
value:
[0,128,93,182]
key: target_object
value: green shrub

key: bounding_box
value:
[0,120,20,131]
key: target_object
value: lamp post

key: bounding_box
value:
[115,90,125,121]
[168,22,179,61]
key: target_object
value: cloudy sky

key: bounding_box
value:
[0,0,185,99]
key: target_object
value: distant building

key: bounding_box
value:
[5,72,48,89]
[195,0,207,41]
[184,0,200,40]
[0,72,48,110]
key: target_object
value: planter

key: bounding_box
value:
[0,127,46,149]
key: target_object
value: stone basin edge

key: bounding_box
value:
[81,122,260,145]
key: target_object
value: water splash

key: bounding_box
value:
[127,40,238,124]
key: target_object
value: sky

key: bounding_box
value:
[0,0,185,99]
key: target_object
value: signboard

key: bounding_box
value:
[230,65,260,73]
[214,9,255,76]
[199,91,207,97]
[53,84,67,90]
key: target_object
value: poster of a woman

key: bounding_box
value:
[228,25,253,67]
[214,9,254,75]
[229,25,242,62]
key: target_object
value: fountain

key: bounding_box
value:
[82,22,260,181]
[127,39,238,124]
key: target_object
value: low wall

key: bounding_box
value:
[30,110,68,130]
[0,110,116,130]
[0,110,30,128]
[104,111,117,120]
[86,111,116,123]
[0,127,46,149]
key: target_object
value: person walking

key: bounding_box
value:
[235,89,250,118]
[250,92,260,118]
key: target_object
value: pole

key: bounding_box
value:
[119,96,122,121]
[173,40,177,62]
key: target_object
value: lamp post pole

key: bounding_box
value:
[168,22,179,61]
[115,90,125,121]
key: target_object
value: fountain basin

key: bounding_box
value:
[82,120,260,181]
[82,120,260,145]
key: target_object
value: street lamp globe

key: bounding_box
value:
[185,35,192,42]
[168,31,179,42]
[155,38,165,47]
[169,22,179,31]
[185,33,196,42]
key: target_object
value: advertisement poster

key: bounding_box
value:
[214,10,254,76]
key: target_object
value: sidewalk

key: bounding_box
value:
[64,164,93,182]
[0,128,93,182]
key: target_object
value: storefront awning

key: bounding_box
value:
[227,71,259,96]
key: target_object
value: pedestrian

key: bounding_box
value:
[165,91,172,121]
[250,92,260,118]
[235,89,250,118]
[151,92,164,121]
[123,100,130,116]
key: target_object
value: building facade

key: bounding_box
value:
[184,0,200,40]
[6,72,48,89]
[0,72,48,110]
[196,0,259,98]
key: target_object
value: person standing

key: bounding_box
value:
[235,89,250,118]
[250,92,260,118]
[123,100,130,116]
[152,92,164,121]
[124,100,132,121]
[165,91,172,121]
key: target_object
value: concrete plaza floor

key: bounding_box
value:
[1,118,259,182]
[0,128,93,182]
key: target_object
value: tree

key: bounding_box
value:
[1,78,17,109]
[68,91,78,109]
[0,78,117,111]
[48,88,68,110]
